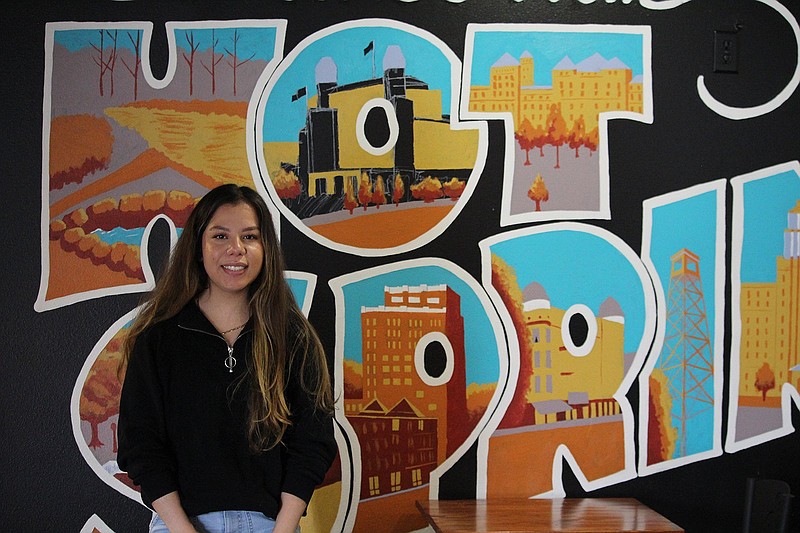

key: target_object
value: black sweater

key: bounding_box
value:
[117,302,336,519]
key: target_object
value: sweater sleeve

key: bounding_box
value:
[281,352,337,504]
[117,328,179,508]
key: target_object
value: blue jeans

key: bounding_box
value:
[149,510,298,533]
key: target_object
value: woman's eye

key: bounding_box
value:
[243,234,259,240]
[212,234,227,239]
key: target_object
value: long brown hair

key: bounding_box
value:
[120,184,333,451]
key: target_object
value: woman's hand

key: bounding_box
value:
[151,492,198,533]
[273,492,306,533]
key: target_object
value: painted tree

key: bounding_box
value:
[357,172,373,211]
[104,30,119,97]
[201,29,224,95]
[343,175,359,214]
[272,166,301,202]
[411,176,443,203]
[527,173,549,211]
[515,118,537,166]
[121,30,142,100]
[225,29,255,96]
[182,30,201,96]
[546,104,568,169]
[647,369,677,464]
[443,177,466,201]
[491,255,534,428]
[584,127,599,156]
[80,338,123,449]
[755,362,776,401]
[90,29,118,97]
[50,114,113,190]
[343,360,363,399]
[568,115,586,157]
[372,175,387,208]
[532,124,548,157]
[393,173,404,206]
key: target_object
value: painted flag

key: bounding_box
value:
[363,41,374,55]
[291,87,307,102]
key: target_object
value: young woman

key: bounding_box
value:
[117,184,336,533]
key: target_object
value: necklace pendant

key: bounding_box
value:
[225,347,236,373]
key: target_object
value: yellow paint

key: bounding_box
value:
[299,481,341,533]
[414,120,479,170]
[105,106,251,185]
[470,51,643,132]
[327,85,393,169]
[522,306,625,408]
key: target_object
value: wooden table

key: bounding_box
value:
[416,498,684,533]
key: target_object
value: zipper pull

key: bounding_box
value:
[224,345,236,373]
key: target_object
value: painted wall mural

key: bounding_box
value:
[727,162,800,453]
[255,20,485,256]
[38,21,285,310]
[32,2,800,531]
[461,24,651,225]
[478,224,655,497]
[330,260,505,532]
[639,180,727,473]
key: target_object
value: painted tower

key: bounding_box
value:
[657,248,714,457]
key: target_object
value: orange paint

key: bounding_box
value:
[311,204,453,249]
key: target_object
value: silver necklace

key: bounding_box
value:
[221,322,247,372]
[220,321,247,335]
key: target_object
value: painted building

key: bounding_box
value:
[739,200,800,398]
[469,51,643,133]
[345,398,438,499]
[520,281,626,424]
[344,284,469,466]
[297,46,477,200]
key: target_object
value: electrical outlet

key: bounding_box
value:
[714,30,738,73]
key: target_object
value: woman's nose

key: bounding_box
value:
[228,238,244,254]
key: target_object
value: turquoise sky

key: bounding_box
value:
[740,169,800,282]
[54,26,277,63]
[340,266,500,385]
[287,277,310,309]
[649,189,720,457]
[262,25,452,142]
[649,190,718,343]
[490,229,647,355]
[470,30,645,87]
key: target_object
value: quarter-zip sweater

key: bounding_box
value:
[117,301,336,519]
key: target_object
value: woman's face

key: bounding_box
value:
[201,202,264,299]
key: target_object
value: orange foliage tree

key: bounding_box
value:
[393,173,404,206]
[357,171,373,211]
[372,175,387,209]
[343,175,359,214]
[411,176,443,203]
[755,362,776,400]
[647,369,677,464]
[272,166,301,201]
[49,114,113,190]
[343,360,363,399]
[80,336,124,449]
[568,115,586,158]
[491,254,535,428]
[443,177,465,201]
[466,382,496,427]
[584,127,599,156]
[514,118,537,166]
[546,104,568,169]
[527,173,549,211]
